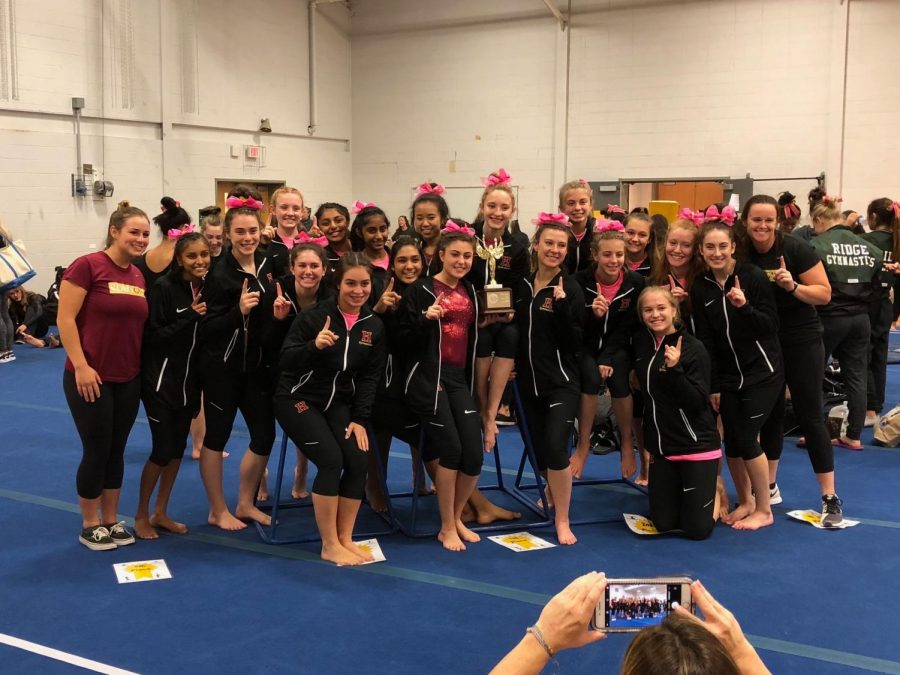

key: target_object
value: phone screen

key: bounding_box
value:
[604,582,685,630]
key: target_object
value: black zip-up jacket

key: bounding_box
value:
[142,268,203,410]
[396,277,479,415]
[468,224,530,296]
[690,262,781,392]
[276,297,386,425]
[514,271,584,397]
[629,256,653,278]
[564,216,596,274]
[374,277,413,401]
[574,266,645,366]
[199,249,278,373]
[265,238,291,279]
[634,327,721,456]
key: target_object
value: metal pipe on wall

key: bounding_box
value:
[308,0,346,136]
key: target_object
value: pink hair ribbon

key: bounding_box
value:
[678,208,704,227]
[577,178,589,186]
[481,168,512,188]
[415,182,445,198]
[594,219,624,233]
[704,205,736,227]
[822,194,843,205]
[891,202,900,219]
[295,230,329,247]
[167,224,196,240]
[784,203,801,219]
[351,200,377,215]
[442,219,475,236]
[606,204,626,215]
[532,212,571,227]
[225,196,263,211]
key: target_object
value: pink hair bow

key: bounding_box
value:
[481,168,512,188]
[784,203,801,219]
[678,208,704,227]
[415,182,445,198]
[442,219,475,236]
[606,204,626,215]
[704,205,736,227]
[531,212,571,227]
[225,196,263,211]
[821,194,843,205]
[594,219,624,233]
[295,230,328,247]
[577,178,589,186]
[167,224,196,240]
[351,200,377,215]
[892,202,900,219]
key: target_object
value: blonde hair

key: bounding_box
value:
[558,179,592,209]
[637,285,682,324]
[480,184,516,210]
[811,197,841,223]
[271,186,305,209]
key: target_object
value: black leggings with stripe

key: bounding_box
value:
[649,455,718,540]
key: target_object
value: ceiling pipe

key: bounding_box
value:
[542,0,568,30]
[308,0,347,136]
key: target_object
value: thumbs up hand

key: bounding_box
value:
[273,281,291,320]
[315,315,339,350]
[773,255,795,291]
[239,278,261,315]
[725,275,746,308]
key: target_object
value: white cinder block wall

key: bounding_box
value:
[352,0,899,231]
[0,0,352,286]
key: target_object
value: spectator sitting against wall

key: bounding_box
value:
[9,286,60,348]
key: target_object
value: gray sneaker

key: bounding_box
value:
[79,525,116,551]
[821,495,843,528]
[105,521,135,546]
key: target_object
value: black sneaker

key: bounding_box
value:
[821,495,843,528]
[496,412,515,427]
[105,521,136,546]
[79,525,117,551]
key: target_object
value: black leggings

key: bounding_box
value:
[63,370,141,499]
[519,387,579,471]
[868,297,892,413]
[648,455,718,540]
[760,339,834,474]
[201,360,276,456]
[275,399,367,499]
[144,395,195,467]
[821,313,870,440]
[371,395,420,447]
[420,366,483,476]
[720,375,783,460]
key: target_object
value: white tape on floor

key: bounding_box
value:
[0,632,140,674]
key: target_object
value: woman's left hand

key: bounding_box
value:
[346,422,369,452]
[773,256,795,291]
[553,277,566,301]
[273,282,291,320]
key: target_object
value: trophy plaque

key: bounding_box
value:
[476,239,514,315]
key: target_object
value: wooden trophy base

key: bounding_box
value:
[479,286,514,315]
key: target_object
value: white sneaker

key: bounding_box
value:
[769,484,783,506]
[864,415,879,428]
[0,351,15,363]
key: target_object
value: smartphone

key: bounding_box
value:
[591,577,693,632]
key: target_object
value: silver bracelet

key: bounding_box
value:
[526,624,555,658]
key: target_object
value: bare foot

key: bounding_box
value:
[461,504,476,523]
[722,501,754,526]
[292,467,310,499]
[208,510,247,531]
[556,521,577,545]
[438,529,466,551]
[341,540,374,562]
[537,484,554,510]
[365,485,388,513]
[634,475,649,487]
[235,504,272,526]
[714,477,730,521]
[191,447,201,460]
[569,449,588,479]
[150,513,188,535]
[475,503,521,525]
[456,520,481,543]
[321,543,362,566]
[134,517,159,540]
[222,451,230,459]
[732,510,774,531]
[620,450,637,480]
[256,468,269,503]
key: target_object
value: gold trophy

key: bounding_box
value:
[476,238,514,315]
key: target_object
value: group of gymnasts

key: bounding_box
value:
[57,169,897,563]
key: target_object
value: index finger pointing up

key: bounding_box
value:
[276,281,283,298]
[779,255,786,270]
[242,278,249,294]
[676,335,683,351]
[733,275,741,290]
[323,315,331,331]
